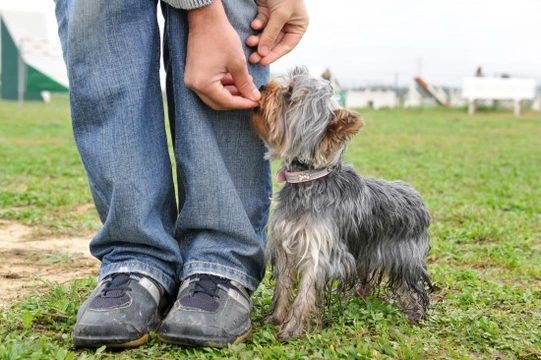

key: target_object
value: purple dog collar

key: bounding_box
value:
[277,168,333,184]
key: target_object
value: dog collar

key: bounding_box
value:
[277,168,333,184]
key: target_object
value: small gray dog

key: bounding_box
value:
[252,67,432,341]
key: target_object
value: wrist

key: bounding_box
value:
[188,0,226,28]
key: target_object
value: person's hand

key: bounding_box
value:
[247,0,309,66]
[186,0,261,110]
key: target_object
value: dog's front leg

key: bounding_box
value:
[276,262,323,341]
[266,250,296,325]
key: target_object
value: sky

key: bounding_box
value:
[1,0,540,88]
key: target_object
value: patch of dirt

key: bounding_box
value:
[0,220,99,309]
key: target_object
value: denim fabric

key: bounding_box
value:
[54,0,271,293]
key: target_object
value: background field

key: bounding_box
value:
[0,96,540,359]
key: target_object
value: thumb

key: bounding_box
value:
[257,15,285,57]
[228,61,260,101]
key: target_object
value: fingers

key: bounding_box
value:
[256,13,285,57]
[248,30,299,66]
[189,73,259,110]
[246,34,259,48]
[258,32,301,66]
[224,85,240,96]
[247,35,263,64]
[227,60,261,102]
[247,0,309,65]
[251,10,269,31]
[220,73,235,86]
[194,84,260,110]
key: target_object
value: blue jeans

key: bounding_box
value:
[54,0,271,294]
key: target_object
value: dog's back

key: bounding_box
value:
[270,163,432,323]
[273,164,431,247]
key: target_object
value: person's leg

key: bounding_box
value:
[157,0,271,347]
[55,0,180,347]
[55,0,180,295]
[163,0,270,294]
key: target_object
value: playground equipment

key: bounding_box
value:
[413,76,449,107]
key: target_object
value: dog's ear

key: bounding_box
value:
[319,109,364,155]
[327,109,364,139]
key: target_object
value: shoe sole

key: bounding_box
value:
[73,333,150,348]
[157,326,252,348]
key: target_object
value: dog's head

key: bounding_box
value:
[252,66,364,169]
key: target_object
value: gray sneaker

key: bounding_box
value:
[72,273,168,348]
[157,274,253,348]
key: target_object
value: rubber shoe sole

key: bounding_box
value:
[73,333,150,348]
[158,325,252,348]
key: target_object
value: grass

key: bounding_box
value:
[1,97,540,359]
[0,96,99,238]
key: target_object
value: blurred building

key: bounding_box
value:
[0,11,68,102]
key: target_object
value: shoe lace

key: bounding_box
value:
[190,274,229,300]
[99,273,134,298]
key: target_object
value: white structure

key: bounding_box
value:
[462,77,536,116]
[403,84,423,107]
[345,90,397,109]
[1,10,68,101]
[448,88,467,108]
[532,91,541,111]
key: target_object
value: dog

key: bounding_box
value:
[251,66,433,341]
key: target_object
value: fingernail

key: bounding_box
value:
[260,46,269,56]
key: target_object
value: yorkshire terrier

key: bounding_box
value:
[252,67,433,341]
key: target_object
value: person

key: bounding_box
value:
[54,0,308,348]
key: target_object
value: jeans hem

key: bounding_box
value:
[100,260,178,295]
[181,261,261,291]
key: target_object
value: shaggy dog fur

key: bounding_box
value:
[251,67,433,341]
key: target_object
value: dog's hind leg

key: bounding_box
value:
[394,263,431,323]
[386,237,432,323]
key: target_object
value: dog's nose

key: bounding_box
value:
[259,84,267,91]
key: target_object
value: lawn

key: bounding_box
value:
[0,97,540,359]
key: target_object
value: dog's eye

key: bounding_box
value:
[284,85,293,101]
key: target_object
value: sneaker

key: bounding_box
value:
[157,274,253,348]
[72,273,168,348]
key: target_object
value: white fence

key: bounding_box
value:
[462,77,536,116]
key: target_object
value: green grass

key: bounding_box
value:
[1,98,540,359]
[0,96,99,238]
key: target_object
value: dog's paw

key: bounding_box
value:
[275,329,293,342]
[353,283,375,298]
[265,314,282,325]
[404,307,425,324]
[275,319,304,341]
